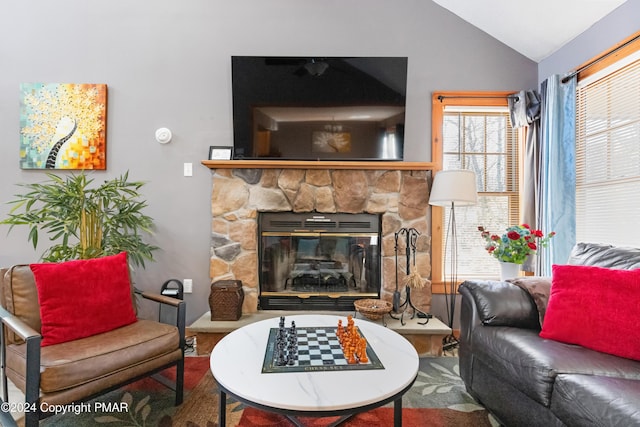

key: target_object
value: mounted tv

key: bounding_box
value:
[231,56,407,161]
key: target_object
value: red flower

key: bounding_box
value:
[488,247,495,252]
[532,230,543,238]
[528,242,537,250]
[491,235,500,241]
[522,223,530,229]
[507,231,521,240]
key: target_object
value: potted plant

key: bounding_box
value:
[0,171,158,269]
[478,224,555,280]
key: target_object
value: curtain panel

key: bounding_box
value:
[539,74,577,275]
[508,90,541,272]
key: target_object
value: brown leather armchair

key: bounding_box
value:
[0,265,185,427]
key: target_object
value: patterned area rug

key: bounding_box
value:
[31,356,495,427]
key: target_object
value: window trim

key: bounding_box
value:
[431,91,518,290]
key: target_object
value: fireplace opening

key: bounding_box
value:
[259,212,381,310]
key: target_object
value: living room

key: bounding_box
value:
[1,1,639,426]
[1,0,636,329]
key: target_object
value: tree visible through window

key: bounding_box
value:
[432,93,521,284]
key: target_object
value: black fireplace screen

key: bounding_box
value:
[259,213,380,310]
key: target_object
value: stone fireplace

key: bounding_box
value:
[207,163,433,315]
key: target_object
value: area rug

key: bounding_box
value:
[31,356,495,427]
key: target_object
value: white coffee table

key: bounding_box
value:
[210,314,419,427]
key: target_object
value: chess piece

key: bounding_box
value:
[358,337,368,363]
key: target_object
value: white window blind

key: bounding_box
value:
[576,52,640,246]
[442,108,520,279]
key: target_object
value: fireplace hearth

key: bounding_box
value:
[259,212,380,310]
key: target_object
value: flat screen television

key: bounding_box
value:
[231,56,408,161]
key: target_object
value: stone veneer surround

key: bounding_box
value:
[209,167,433,314]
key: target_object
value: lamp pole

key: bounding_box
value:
[428,170,478,350]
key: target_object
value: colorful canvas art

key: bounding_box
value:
[19,83,107,169]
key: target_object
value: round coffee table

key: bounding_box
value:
[210,314,419,427]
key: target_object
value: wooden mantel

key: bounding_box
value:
[201,160,435,171]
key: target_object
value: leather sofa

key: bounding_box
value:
[459,242,640,426]
[0,263,185,427]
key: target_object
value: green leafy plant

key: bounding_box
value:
[478,224,555,265]
[1,171,158,268]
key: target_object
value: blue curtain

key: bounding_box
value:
[538,74,576,275]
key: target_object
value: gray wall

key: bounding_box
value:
[0,0,537,324]
[538,1,640,82]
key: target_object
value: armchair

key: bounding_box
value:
[0,257,185,427]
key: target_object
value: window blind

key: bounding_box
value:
[442,109,520,279]
[576,53,640,246]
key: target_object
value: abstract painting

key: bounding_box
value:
[19,83,107,169]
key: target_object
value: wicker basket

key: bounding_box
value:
[209,280,244,321]
[354,299,392,320]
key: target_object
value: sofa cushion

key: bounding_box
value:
[30,252,137,347]
[471,325,640,407]
[5,319,179,394]
[567,242,640,269]
[540,264,640,361]
[506,277,551,326]
[551,374,640,426]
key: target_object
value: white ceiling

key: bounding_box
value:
[432,0,628,62]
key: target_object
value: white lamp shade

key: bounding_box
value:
[429,169,478,207]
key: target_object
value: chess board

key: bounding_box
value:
[262,326,385,373]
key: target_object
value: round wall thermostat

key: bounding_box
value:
[155,128,172,144]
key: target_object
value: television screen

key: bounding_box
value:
[231,56,407,161]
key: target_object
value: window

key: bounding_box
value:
[576,49,640,245]
[432,92,521,286]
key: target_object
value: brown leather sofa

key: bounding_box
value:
[459,243,640,426]
[0,265,185,427]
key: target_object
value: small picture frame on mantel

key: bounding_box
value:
[208,146,233,160]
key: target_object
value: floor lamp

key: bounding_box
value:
[429,170,478,350]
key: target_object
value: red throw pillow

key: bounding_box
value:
[540,264,640,360]
[31,252,137,347]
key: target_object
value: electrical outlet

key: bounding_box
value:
[183,279,193,293]
[183,163,193,177]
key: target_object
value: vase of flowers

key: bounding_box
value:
[478,224,555,280]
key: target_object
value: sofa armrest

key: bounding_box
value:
[0,306,41,418]
[138,290,183,307]
[459,280,540,329]
[0,307,40,342]
[458,280,540,390]
[135,290,186,351]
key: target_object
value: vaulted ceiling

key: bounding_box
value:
[432,0,628,62]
